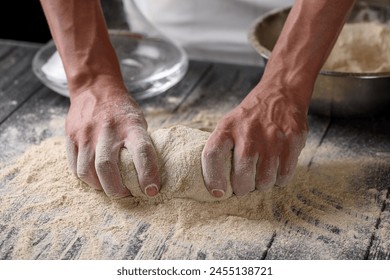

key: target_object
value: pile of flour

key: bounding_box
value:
[324,22,390,73]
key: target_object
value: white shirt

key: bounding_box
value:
[132,0,293,65]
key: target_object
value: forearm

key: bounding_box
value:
[258,0,355,109]
[40,0,124,96]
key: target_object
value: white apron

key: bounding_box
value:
[132,0,293,65]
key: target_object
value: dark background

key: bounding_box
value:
[0,0,127,44]
[0,1,52,43]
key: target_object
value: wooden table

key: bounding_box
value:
[0,39,389,260]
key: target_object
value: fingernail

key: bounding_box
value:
[145,184,159,197]
[211,189,225,198]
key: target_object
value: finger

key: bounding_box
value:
[276,135,304,187]
[77,144,103,191]
[125,126,160,197]
[202,132,233,198]
[65,137,77,176]
[256,156,279,191]
[95,130,131,199]
[231,141,258,196]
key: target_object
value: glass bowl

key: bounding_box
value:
[32,30,188,100]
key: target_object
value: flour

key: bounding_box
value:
[120,125,233,202]
[0,133,384,259]
[0,105,386,259]
[324,22,390,73]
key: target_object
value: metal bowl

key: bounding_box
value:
[248,0,390,117]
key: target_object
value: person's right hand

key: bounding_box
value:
[65,84,161,199]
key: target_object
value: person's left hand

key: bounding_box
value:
[201,85,308,197]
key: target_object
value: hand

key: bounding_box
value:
[65,84,160,198]
[202,85,308,197]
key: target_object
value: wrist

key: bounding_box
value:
[64,44,125,97]
[68,72,125,97]
[68,75,130,105]
[246,76,312,114]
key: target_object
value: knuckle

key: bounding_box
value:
[130,117,147,128]
[236,142,257,158]
[126,118,147,131]
[285,135,306,154]
[234,156,257,174]
[202,145,219,159]
[80,123,94,136]
[204,135,232,159]
[101,117,117,129]
[71,132,94,148]
[285,126,307,140]
[285,116,308,135]
[264,124,284,140]
[66,130,77,142]
[134,141,154,158]
[95,157,114,173]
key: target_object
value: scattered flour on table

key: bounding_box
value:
[0,129,386,259]
[0,108,387,259]
[324,22,390,73]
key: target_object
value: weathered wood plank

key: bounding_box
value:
[0,45,14,60]
[266,116,390,259]
[365,161,390,260]
[0,43,44,124]
[0,47,35,88]
[0,226,18,259]
[140,61,212,112]
[0,86,69,165]
[177,62,263,108]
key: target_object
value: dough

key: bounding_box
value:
[119,125,233,202]
[323,22,390,73]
